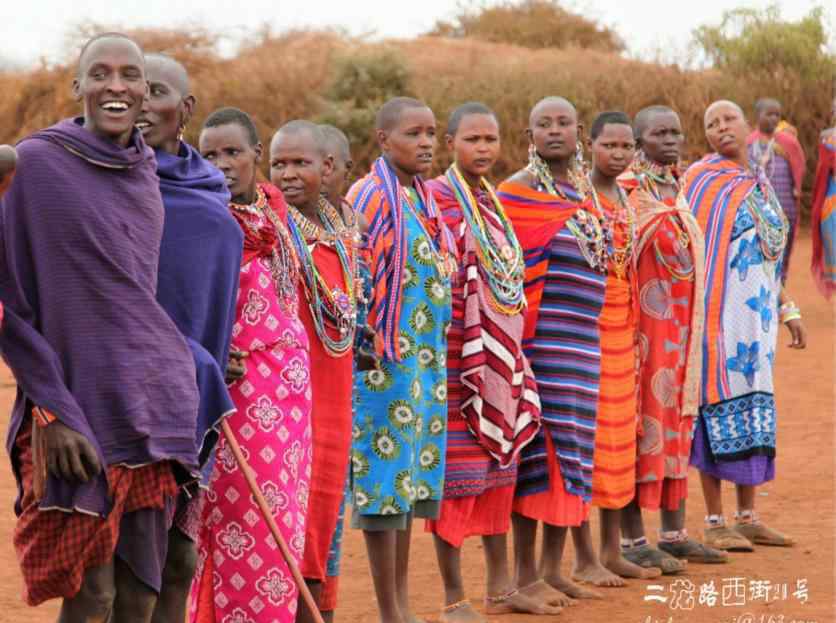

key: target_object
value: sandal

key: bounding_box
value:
[658,538,728,564]
[704,525,754,551]
[734,522,795,547]
[440,599,481,622]
[622,543,686,575]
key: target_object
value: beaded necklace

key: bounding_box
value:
[287,197,358,356]
[746,183,788,263]
[525,146,589,200]
[230,186,299,314]
[402,187,456,281]
[527,148,607,273]
[445,164,525,315]
[631,151,680,201]
[588,177,636,280]
[631,151,692,277]
[750,137,776,178]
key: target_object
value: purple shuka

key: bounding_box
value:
[0,118,200,519]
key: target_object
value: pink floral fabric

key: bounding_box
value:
[189,240,312,622]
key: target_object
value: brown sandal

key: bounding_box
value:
[704,526,754,551]
[734,522,795,547]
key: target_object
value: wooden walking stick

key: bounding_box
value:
[220,418,325,623]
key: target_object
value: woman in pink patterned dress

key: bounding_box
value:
[187,108,313,623]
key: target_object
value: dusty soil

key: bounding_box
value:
[0,235,832,623]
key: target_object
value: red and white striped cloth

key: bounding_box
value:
[458,226,541,468]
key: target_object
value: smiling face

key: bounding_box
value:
[269,129,333,212]
[73,37,147,147]
[639,111,684,166]
[136,56,193,154]
[757,100,781,135]
[379,106,436,178]
[591,123,635,179]
[704,102,749,161]
[447,113,500,182]
[199,123,262,204]
[528,99,578,162]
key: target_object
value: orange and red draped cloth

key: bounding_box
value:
[297,241,354,581]
[589,191,641,510]
[811,131,836,299]
[619,168,705,511]
[424,176,540,547]
[500,181,603,527]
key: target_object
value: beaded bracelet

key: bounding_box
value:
[781,311,802,324]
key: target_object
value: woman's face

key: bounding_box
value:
[528,100,578,162]
[704,103,748,160]
[447,113,500,181]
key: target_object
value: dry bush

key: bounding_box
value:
[0,21,829,210]
[429,0,624,53]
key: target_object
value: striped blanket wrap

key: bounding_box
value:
[682,154,757,405]
[347,157,456,361]
[430,176,541,468]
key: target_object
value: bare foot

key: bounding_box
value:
[543,573,602,600]
[601,553,662,579]
[484,589,562,616]
[571,561,627,588]
[439,601,484,623]
[519,578,578,607]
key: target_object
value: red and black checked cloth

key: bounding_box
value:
[13,424,178,606]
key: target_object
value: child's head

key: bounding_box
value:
[446,102,500,180]
[319,124,353,199]
[269,120,333,211]
[0,145,17,197]
[199,107,262,204]
[376,97,436,178]
[589,111,635,180]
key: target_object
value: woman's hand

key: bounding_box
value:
[785,318,807,349]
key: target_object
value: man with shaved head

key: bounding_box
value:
[747,97,806,283]
[683,99,805,554]
[136,52,244,623]
[0,33,202,622]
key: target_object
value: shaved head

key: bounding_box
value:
[633,105,678,140]
[145,53,190,94]
[529,96,576,127]
[755,97,781,114]
[375,97,430,132]
[271,119,327,156]
[77,32,142,77]
[704,100,744,126]
[319,124,351,163]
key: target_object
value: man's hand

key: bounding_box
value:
[226,349,247,383]
[44,421,101,483]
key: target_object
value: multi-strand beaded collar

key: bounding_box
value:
[588,178,636,280]
[445,163,526,315]
[286,197,358,356]
[630,150,680,201]
[230,186,299,314]
[526,147,607,273]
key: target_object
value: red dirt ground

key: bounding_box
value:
[0,235,833,623]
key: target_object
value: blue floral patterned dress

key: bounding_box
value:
[351,196,452,517]
[691,186,784,485]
